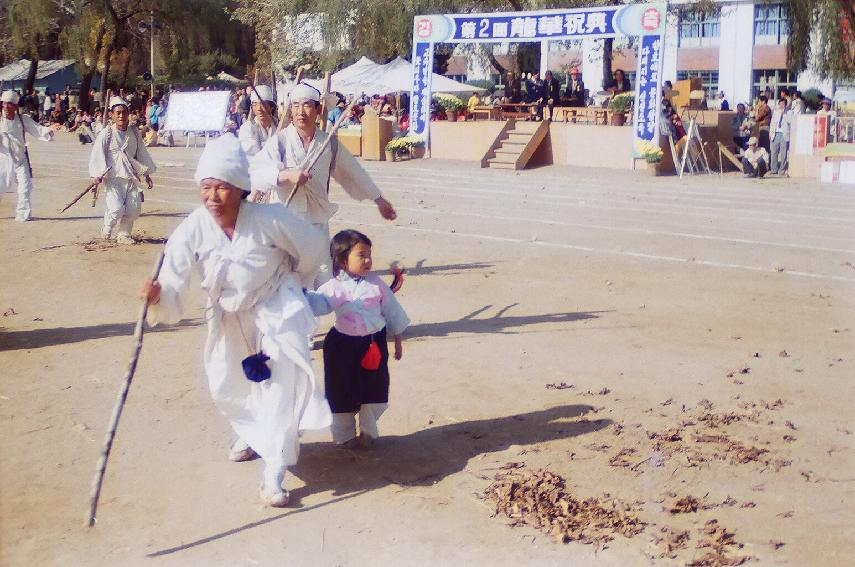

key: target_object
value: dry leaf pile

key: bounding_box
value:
[485,468,646,546]
[686,519,753,566]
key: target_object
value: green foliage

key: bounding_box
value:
[802,88,826,112]
[467,79,496,94]
[784,0,855,81]
[608,92,633,113]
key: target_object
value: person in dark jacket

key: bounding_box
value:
[564,67,586,107]
[543,70,561,120]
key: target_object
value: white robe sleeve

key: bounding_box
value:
[133,130,157,173]
[147,216,198,326]
[22,114,53,142]
[249,133,285,193]
[88,128,111,178]
[260,204,327,288]
[331,143,382,202]
[238,121,262,156]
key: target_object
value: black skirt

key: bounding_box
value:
[323,326,390,413]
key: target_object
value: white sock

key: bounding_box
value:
[263,464,286,494]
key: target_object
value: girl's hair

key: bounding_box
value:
[330,229,372,276]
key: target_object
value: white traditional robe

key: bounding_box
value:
[0,114,52,218]
[88,125,157,236]
[251,124,382,226]
[148,202,331,470]
[238,119,275,157]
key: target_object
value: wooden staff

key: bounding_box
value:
[58,167,111,214]
[284,99,356,207]
[278,64,312,132]
[319,72,331,133]
[86,250,166,527]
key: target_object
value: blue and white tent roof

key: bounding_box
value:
[0,59,77,82]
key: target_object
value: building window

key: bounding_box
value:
[678,8,721,47]
[752,69,798,100]
[754,3,789,45]
[677,70,719,101]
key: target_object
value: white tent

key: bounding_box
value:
[306,56,483,96]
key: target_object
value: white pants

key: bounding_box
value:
[3,161,33,220]
[102,179,141,237]
[331,403,388,443]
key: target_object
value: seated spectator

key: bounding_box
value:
[731,103,753,150]
[717,91,730,111]
[605,69,631,97]
[565,67,586,107]
[739,136,769,178]
[466,91,481,118]
[398,110,410,134]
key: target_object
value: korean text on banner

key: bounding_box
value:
[633,34,663,150]
[409,41,433,138]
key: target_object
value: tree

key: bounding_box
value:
[1,0,65,92]
[784,0,855,81]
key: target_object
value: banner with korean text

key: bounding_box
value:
[409,2,666,159]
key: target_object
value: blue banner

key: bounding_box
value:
[633,34,662,145]
[409,41,433,138]
[450,11,616,41]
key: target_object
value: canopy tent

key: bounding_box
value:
[306,56,483,96]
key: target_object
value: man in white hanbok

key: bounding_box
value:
[0,90,55,220]
[89,96,156,244]
[238,85,277,158]
[250,83,398,284]
[141,135,330,507]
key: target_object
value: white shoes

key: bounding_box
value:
[14,215,30,222]
[116,233,136,245]
[260,485,290,508]
[100,227,112,240]
[228,439,257,462]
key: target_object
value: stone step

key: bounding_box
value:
[488,161,516,169]
[495,146,524,155]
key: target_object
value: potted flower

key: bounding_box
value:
[608,93,633,126]
[405,135,426,159]
[434,93,465,122]
[636,140,664,175]
[385,138,410,161]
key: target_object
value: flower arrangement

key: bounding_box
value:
[385,138,410,154]
[635,140,663,163]
[433,93,465,112]
[608,92,634,113]
[386,135,426,154]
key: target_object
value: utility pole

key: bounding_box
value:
[149,10,155,98]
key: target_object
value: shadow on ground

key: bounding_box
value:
[148,404,607,557]
[0,318,202,351]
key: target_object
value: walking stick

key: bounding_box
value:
[284,99,356,207]
[58,167,111,213]
[86,249,166,527]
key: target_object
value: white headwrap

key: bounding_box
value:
[194,134,251,192]
[288,83,321,103]
[1,91,18,104]
[250,85,275,103]
[109,96,129,110]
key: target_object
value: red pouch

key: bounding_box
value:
[360,339,381,370]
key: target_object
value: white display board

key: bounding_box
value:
[792,114,816,156]
[162,91,231,132]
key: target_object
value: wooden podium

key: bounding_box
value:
[361,112,393,160]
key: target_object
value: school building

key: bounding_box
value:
[445,0,837,106]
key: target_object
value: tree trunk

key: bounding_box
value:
[25,58,39,93]
[602,38,613,87]
[119,49,131,90]
[481,45,506,77]
[99,42,115,110]
[79,71,94,111]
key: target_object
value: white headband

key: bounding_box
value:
[194,135,251,193]
[289,83,320,103]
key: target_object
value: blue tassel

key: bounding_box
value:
[242,351,271,383]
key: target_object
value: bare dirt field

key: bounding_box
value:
[1,132,853,566]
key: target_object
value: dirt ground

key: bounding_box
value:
[1,132,853,567]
